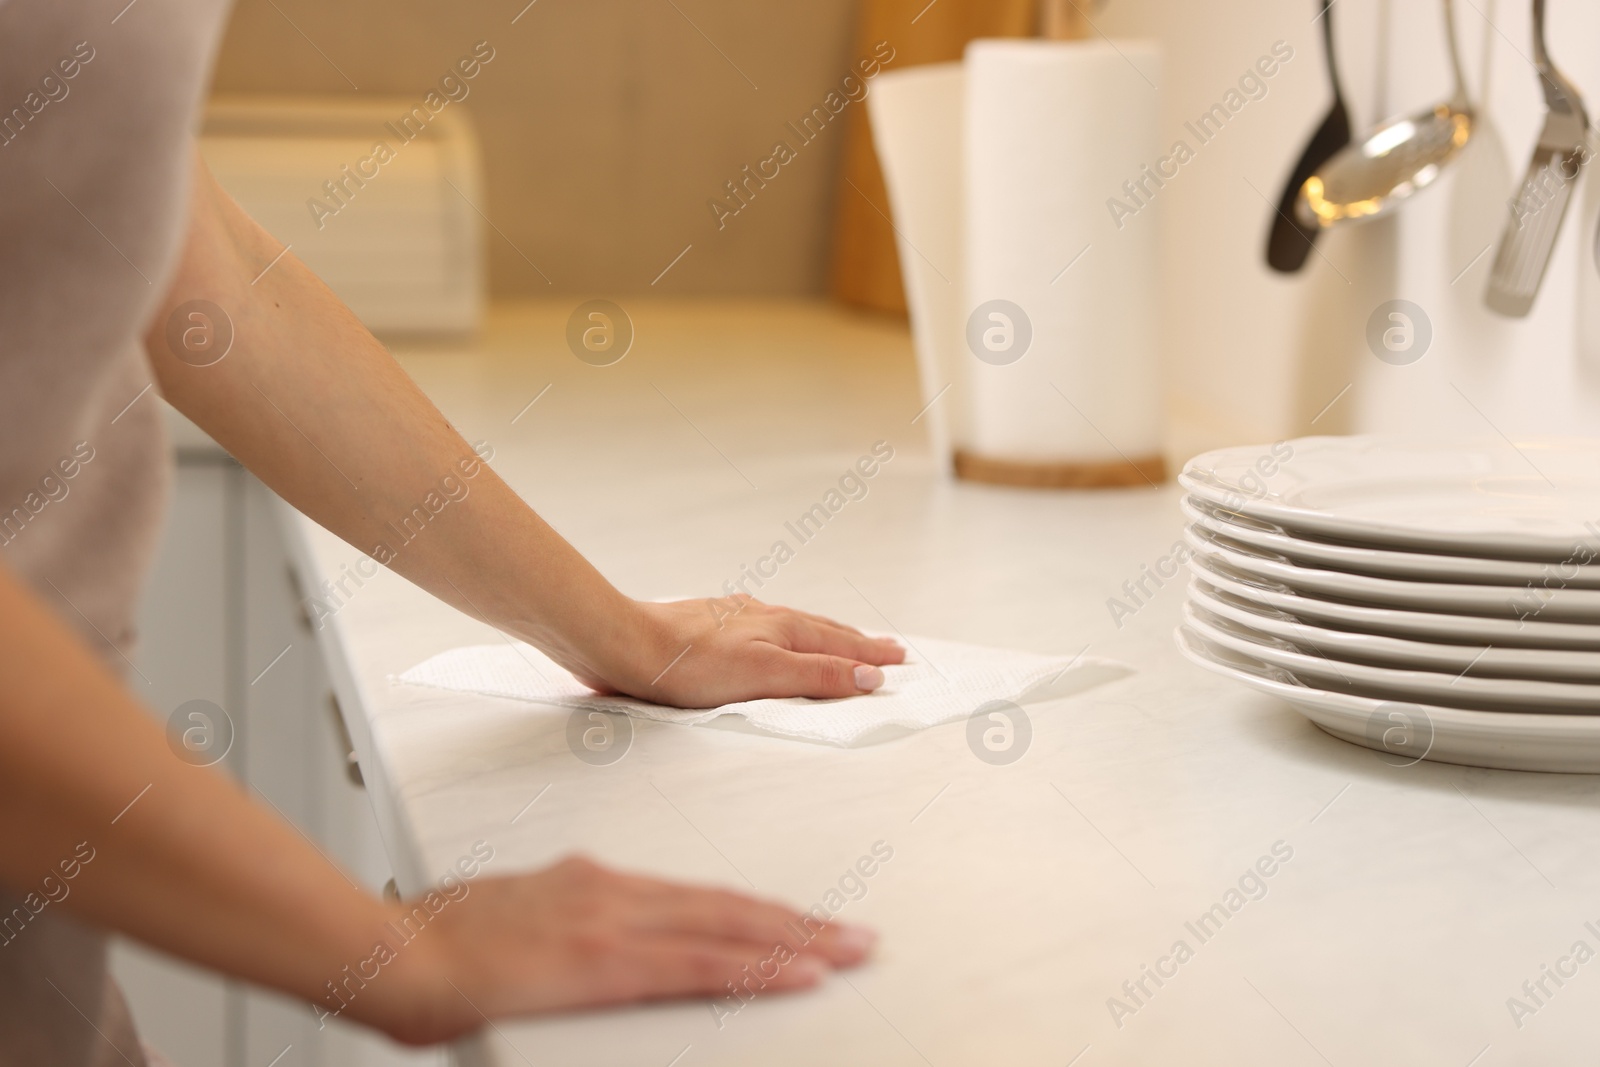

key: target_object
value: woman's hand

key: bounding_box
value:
[367,855,877,1045]
[555,596,906,708]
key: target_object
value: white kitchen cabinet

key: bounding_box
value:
[111,422,446,1067]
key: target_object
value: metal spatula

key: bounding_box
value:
[1484,0,1589,318]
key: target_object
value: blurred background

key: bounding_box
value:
[211,0,863,297]
[201,0,1600,461]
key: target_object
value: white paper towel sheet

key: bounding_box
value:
[394,636,1129,747]
[964,40,1165,463]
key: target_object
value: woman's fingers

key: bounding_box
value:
[612,599,903,706]
[375,856,878,1040]
[775,615,906,667]
[750,645,885,698]
[490,860,868,1011]
[624,881,876,968]
[775,609,906,665]
[787,608,870,637]
[599,934,829,1005]
[541,858,876,967]
[728,599,902,662]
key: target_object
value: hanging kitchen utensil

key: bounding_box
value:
[1296,0,1473,229]
[1447,0,1513,291]
[1485,0,1589,317]
[1265,0,1350,272]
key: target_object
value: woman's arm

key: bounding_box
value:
[145,155,903,706]
[0,152,901,1044]
[0,562,870,1044]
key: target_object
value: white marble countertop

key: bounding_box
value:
[280,300,1600,1067]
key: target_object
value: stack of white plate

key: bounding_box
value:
[1176,436,1600,773]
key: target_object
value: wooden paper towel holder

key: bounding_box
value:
[955,450,1167,489]
[953,0,1167,491]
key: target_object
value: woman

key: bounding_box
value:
[0,1,902,1061]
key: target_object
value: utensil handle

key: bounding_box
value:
[1531,0,1551,71]
[1317,0,1344,104]
[1525,0,1583,117]
[1442,0,1470,107]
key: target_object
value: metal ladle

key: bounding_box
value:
[1296,0,1474,228]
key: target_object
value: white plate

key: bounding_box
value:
[1180,436,1600,561]
[1184,525,1600,623]
[1184,602,1600,714]
[1189,580,1600,682]
[1181,494,1600,589]
[1175,626,1600,773]
[1188,554,1600,650]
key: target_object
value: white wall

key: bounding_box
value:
[1096,0,1600,459]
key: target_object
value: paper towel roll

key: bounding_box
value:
[868,63,968,473]
[963,40,1164,469]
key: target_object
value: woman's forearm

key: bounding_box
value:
[145,156,638,682]
[149,154,900,711]
[0,563,423,1026]
[0,559,875,1045]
